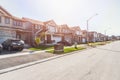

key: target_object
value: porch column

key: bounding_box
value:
[51,33,53,41]
[45,32,47,44]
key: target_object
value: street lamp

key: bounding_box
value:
[86,13,98,44]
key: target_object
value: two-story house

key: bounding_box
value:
[12,16,29,42]
[88,31,98,42]
[0,6,14,43]
[58,24,73,44]
[0,6,28,44]
[81,30,88,43]
[70,26,82,44]
[97,33,106,42]
[23,17,45,46]
[44,20,62,45]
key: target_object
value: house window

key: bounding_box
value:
[48,26,56,32]
[13,20,16,26]
[13,20,23,27]
[17,21,19,26]
[5,17,10,24]
[17,21,21,26]
[35,25,41,29]
[37,25,40,29]
[76,31,80,35]
[20,22,23,26]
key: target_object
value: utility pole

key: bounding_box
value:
[86,13,98,45]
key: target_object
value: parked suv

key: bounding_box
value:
[0,44,3,53]
[2,39,24,51]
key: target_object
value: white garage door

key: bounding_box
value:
[0,30,16,43]
[53,36,62,43]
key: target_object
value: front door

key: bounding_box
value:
[47,34,51,43]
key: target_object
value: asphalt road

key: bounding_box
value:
[0,41,120,80]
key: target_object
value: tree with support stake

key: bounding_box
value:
[74,42,78,49]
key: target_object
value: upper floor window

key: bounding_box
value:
[62,29,70,33]
[20,22,23,26]
[76,31,80,35]
[5,17,10,24]
[13,20,23,27]
[13,20,17,26]
[35,25,41,29]
[62,29,64,32]
[48,26,56,32]
[17,21,20,26]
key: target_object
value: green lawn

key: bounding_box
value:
[29,46,54,51]
[89,42,105,46]
[88,41,111,46]
[47,46,85,54]
[29,41,111,51]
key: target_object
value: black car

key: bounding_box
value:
[0,44,3,53]
[2,39,24,51]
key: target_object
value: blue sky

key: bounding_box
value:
[0,0,120,36]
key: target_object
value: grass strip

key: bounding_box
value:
[47,46,85,54]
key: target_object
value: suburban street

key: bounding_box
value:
[0,41,120,80]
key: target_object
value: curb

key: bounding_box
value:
[0,48,87,75]
[0,43,110,75]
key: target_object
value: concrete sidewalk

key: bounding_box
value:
[0,49,46,59]
[0,51,57,70]
[0,44,88,70]
[0,44,87,59]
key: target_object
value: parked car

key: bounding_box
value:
[0,44,3,53]
[2,39,24,51]
[57,40,72,46]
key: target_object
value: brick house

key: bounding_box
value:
[81,30,88,43]
[97,33,103,42]
[97,33,106,42]
[70,26,82,44]
[22,17,45,46]
[0,6,29,44]
[44,20,62,45]
[58,24,73,44]
[88,31,98,42]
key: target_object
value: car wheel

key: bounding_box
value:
[19,47,23,51]
[8,46,12,51]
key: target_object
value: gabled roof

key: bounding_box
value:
[0,6,12,17]
[81,30,88,32]
[22,17,44,25]
[0,6,25,22]
[70,26,81,31]
[12,16,25,21]
[89,31,97,33]
[59,24,70,29]
[44,20,57,26]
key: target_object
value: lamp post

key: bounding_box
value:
[86,13,98,45]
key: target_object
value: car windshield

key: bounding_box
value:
[11,40,20,43]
